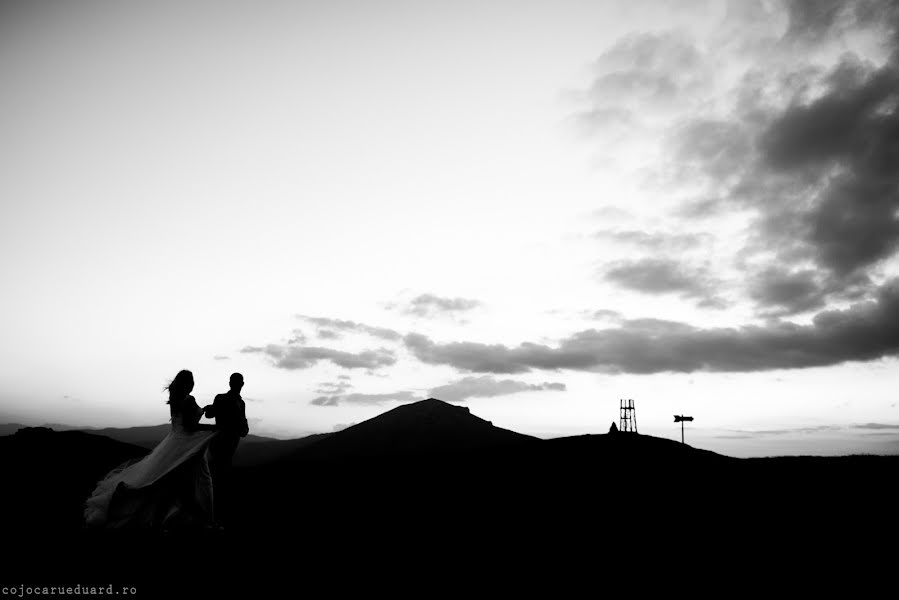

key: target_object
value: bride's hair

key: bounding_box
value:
[165,370,194,406]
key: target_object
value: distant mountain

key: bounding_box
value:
[40,422,95,431]
[84,423,279,449]
[1,421,326,468]
[67,423,298,467]
[290,397,537,462]
[0,423,26,437]
[0,422,281,448]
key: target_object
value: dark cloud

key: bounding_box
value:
[652,2,899,314]
[759,60,897,171]
[784,0,897,44]
[310,391,418,407]
[602,258,726,308]
[240,344,396,371]
[213,355,230,361]
[404,278,899,374]
[428,376,566,402]
[784,0,849,43]
[744,55,899,280]
[400,294,482,318]
[748,268,826,316]
[593,229,709,252]
[672,118,754,182]
[297,316,402,341]
[807,176,899,278]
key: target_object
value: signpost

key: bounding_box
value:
[674,415,693,444]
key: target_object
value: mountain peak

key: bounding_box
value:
[387,397,472,418]
[292,397,535,460]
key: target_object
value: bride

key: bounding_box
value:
[84,370,220,529]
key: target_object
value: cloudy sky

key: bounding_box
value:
[2,0,898,457]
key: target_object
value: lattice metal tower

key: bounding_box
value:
[619,399,638,433]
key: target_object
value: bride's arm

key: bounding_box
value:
[182,396,217,432]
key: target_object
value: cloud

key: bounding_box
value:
[404,278,899,374]
[672,118,755,183]
[240,344,397,371]
[590,309,623,321]
[748,268,827,316]
[783,0,896,44]
[721,425,842,436]
[213,355,231,361]
[588,30,709,113]
[310,391,418,407]
[288,330,308,345]
[590,206,634,221]
[578,1,899,319]
[593,229,709,252]
[399,294,482,318]
[601,258,726,308]
[315,380,353,395]
[853,423,899,430]
[428,376,566,402]
[666,4,899,306]
[297,316,402,341]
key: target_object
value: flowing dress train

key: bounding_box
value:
[84,410,218,529]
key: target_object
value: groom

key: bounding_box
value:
[204,372,249,524]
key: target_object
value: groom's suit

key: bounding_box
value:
[208,389,249,468]
[207,390,248,523]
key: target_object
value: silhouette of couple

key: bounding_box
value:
[84,370,249,530]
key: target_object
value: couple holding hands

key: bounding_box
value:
[85,370,249,530]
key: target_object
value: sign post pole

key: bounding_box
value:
[674,415,694,444]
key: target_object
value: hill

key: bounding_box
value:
[0,427,148,531]
[85,423,279,449]
[0,422,26,436]
[289,397,537,462]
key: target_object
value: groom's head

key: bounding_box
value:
[229,372,244,393]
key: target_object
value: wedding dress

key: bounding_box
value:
[84,398,218,529]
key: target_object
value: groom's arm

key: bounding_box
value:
[203,394,224,420]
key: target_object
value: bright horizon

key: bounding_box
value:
[2,0,898,458]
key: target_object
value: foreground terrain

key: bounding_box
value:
[2,399,895,594]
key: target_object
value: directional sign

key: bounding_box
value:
[674,415,694,444]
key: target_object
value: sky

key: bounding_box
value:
[1,0,898,457]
